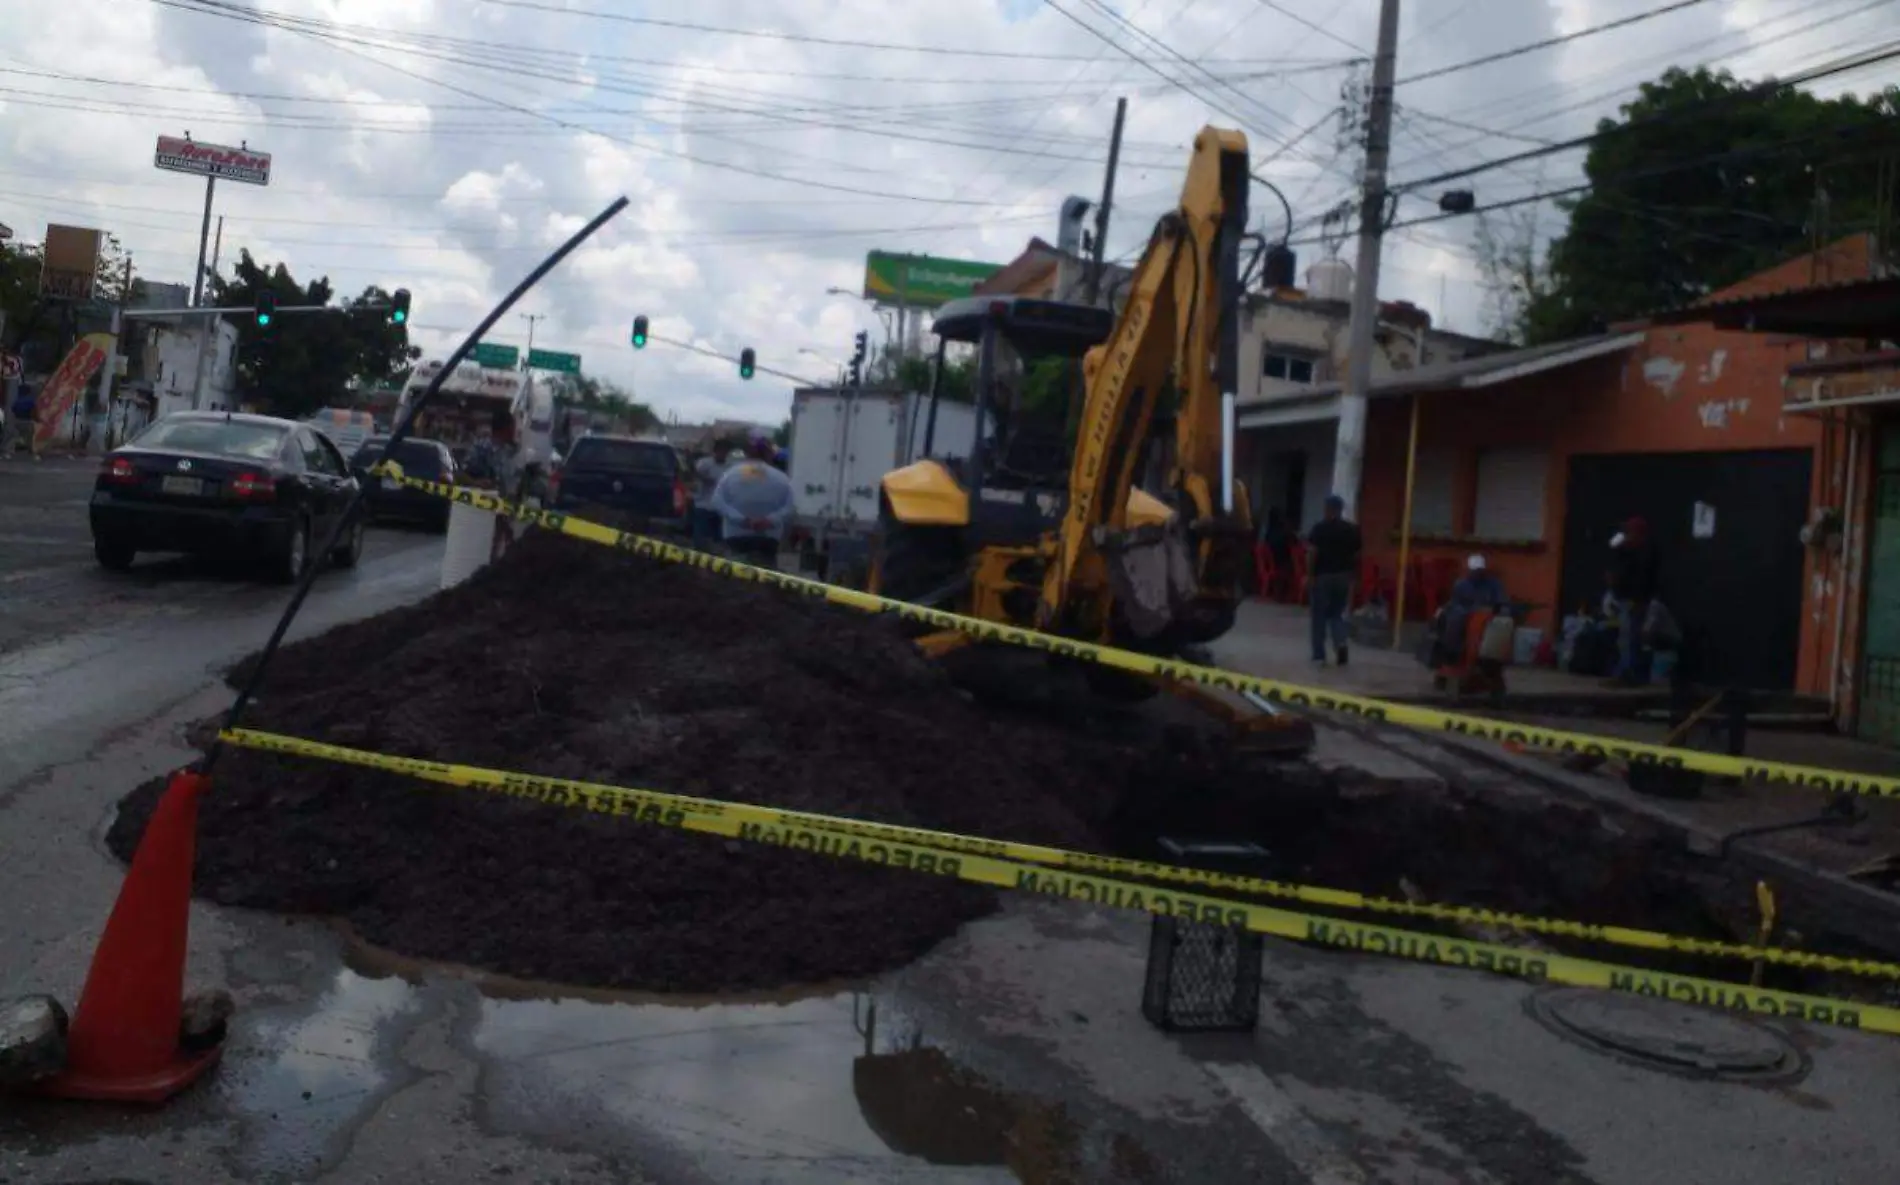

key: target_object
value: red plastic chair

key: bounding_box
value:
[1355,556,1394,609]
[1290,542,1310,604]
[1252,543,1277,602]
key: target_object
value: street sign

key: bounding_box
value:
[471,342,520,369]
[527,349,581,374]
[154,135,272,186]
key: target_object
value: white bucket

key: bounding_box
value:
[440,499,496,590]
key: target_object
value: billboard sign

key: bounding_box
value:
[862,251,1003,309]
[154,135,272,186]
[39,224,102,301]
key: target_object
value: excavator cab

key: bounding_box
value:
[873,296,1176,623]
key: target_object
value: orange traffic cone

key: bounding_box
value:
[36,769,223,1103]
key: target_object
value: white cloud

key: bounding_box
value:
[2,0,1890,424]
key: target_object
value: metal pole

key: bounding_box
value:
[1331,0,1399,518]
[521,313,542,361]
[1391,391,1421,650]
[189,215,224,413]
[189,176,215,307]
[1086,96,1127,306]
[1828,421,1861,716]
[97,254,133,451]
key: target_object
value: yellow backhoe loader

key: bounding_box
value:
[869,126,1312,752]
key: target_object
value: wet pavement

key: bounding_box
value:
[4,516,1900,1182]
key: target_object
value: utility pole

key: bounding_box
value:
[189,215,225,412]
[1086,96,1127,306]
[98,254,133,451]
[1331,0,1400,518]
[520,313,544,362]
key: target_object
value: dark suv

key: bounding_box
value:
[351,437,456,532]
[550,435,688,531]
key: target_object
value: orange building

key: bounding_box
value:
[1236,239,1882,699]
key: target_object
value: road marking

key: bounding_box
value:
[1205,1062,1369,1185]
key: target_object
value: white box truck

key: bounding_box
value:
[786,386,976,582]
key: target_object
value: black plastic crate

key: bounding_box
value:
[1139,839,1270,1033]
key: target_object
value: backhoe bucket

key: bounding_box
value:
[1099,523,1199,641]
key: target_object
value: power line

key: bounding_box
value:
[1072,0,1299,139]
[1390,37,1900,192]
[1252,0,1367,56]
[146,0,1035,208]
[1417,0,1892,144]
[1396,0,1714,86]
[1299,118,1900,248]
[476,0,1328,63]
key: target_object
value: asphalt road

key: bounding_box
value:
[2,477,1898,1183]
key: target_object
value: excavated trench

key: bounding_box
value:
[108,532,1890,1001]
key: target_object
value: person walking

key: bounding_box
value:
[709,438,795,569]
[1305,494,1361,666]
[8,383,40,461]
[691,438,733,549]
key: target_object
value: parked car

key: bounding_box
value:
[89,412,363,581]
[548,435,689,531]
[350,436,455,532]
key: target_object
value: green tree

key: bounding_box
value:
[208,249,419,417]
[1520,66,1900,343]
[894,352,976,400]
[547,370,658,435]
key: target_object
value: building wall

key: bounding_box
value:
[1239,298,1496,405]
[1355,320,1844,695]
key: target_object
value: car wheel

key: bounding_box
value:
[332,515,364,568]
[271,518,310,584]
[93,536,135,572]
[430,506,451,535]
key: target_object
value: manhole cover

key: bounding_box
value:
[1527,988,1808,1083]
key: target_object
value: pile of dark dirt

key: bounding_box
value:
[112,533,1172,993]
[107,533,1873,998]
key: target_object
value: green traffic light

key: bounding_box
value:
[739,347,756,380]
[257,313,272,327]
[391,309,406,325]
[632,315,649,349]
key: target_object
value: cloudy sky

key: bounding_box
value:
[3,0,1893,426]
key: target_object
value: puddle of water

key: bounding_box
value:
[215,967,420,1179]
[471,986,1135,1184]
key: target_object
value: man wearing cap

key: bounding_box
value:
[1607,516,1662,685]
[1436,554,1507,667]
[1305,493,1362,666]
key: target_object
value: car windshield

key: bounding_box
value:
[566,439,675,474]
[136,418,288,461]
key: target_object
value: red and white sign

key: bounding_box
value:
[154,135,272,186]
[34,334,112,449]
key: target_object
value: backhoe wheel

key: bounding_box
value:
[874,506,964,605]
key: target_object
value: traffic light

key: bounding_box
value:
[738,347,756,380]
[389,288,411,325]
[254,290,276,328]
[848,331,867,387]
[632,315,649,349]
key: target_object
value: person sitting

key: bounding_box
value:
[1434,554,1507,667]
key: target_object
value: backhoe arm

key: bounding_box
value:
[1038,125,1253,638]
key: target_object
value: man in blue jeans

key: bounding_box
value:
[1306,494,1361,666]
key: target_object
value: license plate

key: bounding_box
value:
[160,475,202,496]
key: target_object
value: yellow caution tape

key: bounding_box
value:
[220,727,1900,992]
[370,467,1900,802]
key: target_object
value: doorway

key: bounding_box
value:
[1559,449,1813,690]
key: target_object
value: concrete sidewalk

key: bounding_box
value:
[1217,599,1661,706]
